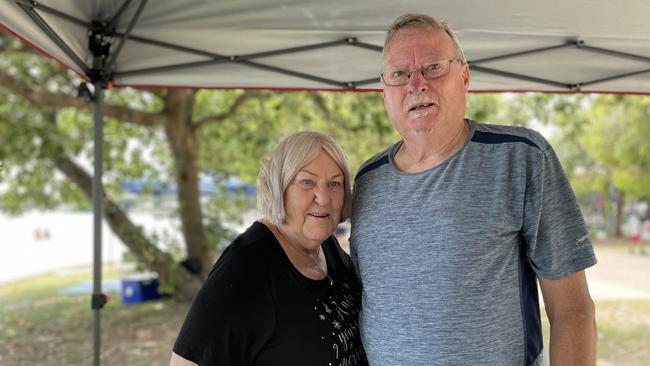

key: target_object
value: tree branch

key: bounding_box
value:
[310,91,332,120]
[52,154,201,300]
[308,91,365,132]
[0,71,168,127]
[193,90,263,130]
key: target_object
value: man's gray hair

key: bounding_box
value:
[257,131,352,226]
[384,14,467,64]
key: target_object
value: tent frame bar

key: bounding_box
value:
[470,40,650,91]
[115,37,381,88]
[104,0,147,72]
[581,68,650,88]
[17,0,90,75]
[580,43,650,63]
[471,43,573,64]
[470,64,570,89]
[15,0,87,27]
[105,0,135,30]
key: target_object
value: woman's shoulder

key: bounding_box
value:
[227,221,277,255]
[207,221,278,279]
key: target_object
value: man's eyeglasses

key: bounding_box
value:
[381,59,461,86]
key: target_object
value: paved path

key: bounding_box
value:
[586,247,650,300]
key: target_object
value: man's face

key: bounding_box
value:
[382,26,470,139]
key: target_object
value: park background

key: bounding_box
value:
[1,28,650,365]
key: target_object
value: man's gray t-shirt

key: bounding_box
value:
[350,119,596,366]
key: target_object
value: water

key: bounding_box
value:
[0,210,179,284]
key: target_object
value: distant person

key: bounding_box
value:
[171,131,367,366]
[33,227,50,241]
[642,219,650,255]
[627,212,648,255]
[33,227,42,241]
[350,14,597,365]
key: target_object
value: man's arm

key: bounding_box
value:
[538,270,597,365]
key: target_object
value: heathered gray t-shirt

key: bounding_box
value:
[350,119,596,366]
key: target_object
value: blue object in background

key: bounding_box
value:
[59,279,121,295]
[121,277,167,304]
[120,176,256,196]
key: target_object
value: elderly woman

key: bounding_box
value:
[170,131,367,366]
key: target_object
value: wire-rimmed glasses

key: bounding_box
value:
[381,59,461,86]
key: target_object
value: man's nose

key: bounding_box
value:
[407,69,428,93]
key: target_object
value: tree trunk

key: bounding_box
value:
[52,155,202,301]
[614,189,625,238]
[162,90,213,278]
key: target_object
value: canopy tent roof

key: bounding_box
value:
[2,0,650,94]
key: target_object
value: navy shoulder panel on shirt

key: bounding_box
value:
[471,130,540,149]
[355,153,389,182]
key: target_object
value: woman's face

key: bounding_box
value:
[282,149,345,248]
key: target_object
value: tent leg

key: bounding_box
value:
[91,82,104,366]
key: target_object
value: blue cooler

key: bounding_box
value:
[121,276,163,304]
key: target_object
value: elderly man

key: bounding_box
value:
[350,14,597,366]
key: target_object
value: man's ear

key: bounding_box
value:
[461,63,470,91]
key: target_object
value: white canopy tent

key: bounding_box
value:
[2,0,650,93]
[2,1,650,365]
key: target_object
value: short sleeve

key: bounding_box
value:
[173,245,275,365]
[522,141,597,280]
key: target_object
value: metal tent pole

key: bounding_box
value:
[91,80,105,366]
[16,3,111,365]
[86,4,145,362]
[88,21,112,365]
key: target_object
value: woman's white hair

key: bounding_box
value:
[257,131,352,226]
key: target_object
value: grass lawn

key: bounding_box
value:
[0,265,186,366]
[1,262,649,365]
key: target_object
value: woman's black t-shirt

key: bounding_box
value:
[173,221,368,366]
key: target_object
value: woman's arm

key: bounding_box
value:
[170,352,198,366]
